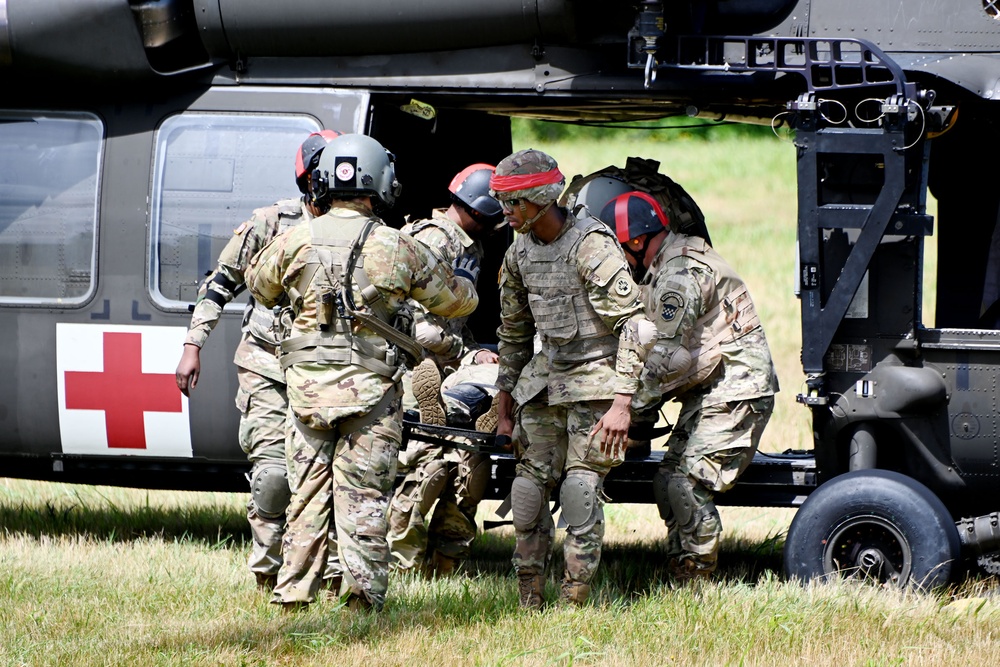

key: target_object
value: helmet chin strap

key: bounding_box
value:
[521,200,553,234]
[624,235,650,282]
[627,252,648,283]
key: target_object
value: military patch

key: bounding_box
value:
[615,275,633,296]
[233,221,248,235]
[660,292,684,321]
[336,161,355,182]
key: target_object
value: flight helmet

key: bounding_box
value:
[599,190,670,244]
[449,163,503,225]
[294,129,341,195]
[313,133,402,209]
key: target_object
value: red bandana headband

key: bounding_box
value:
[490,168,564,192]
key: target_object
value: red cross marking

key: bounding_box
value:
[64,331,182,449]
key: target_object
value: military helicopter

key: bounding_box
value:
[3,0,1000,587]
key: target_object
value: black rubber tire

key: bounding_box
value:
[783,469,960,590]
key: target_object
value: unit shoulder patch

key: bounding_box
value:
[660,291,684,321]
[614,275,633,296]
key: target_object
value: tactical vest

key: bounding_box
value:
[649,234,761,397]
[517,215,619,364]
[277,214,419,384]
[242,199,307,348]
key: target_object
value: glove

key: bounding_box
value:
[452,254,480,283]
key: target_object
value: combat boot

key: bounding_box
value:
[345,592,374,613]
[559,579,591,606]
[412,358,446,426]
[517,573,545,610]
[668,557,714,584]
[255,572,278,592]
[475,393,500,433]
[428,551,458,578]
[276,600,309,613]
[321,574,344,602]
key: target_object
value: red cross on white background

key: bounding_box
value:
[64,332,181,449]
[57,323,192,457]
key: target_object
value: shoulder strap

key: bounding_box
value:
[340,223,423,362]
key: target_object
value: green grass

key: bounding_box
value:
[2,481,999,666]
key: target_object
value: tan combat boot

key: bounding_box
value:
[475,393,500,433]
[345,592,374,612]
[277,600,309,613]
[517,573,545,610]
[428,551,458,578]
[321,574,344,602]
[668,557,714,584]
[412,358,446,426]
[254,572,278,592]
[559,579,591,606]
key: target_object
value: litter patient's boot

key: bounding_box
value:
[412,358,446,426]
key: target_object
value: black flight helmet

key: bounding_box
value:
[449,163,504,227]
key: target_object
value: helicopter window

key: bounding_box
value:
[149,113,321,309]
[0,112,102,305]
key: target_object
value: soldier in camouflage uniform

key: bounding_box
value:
[245,133,479,611]
[388,164,504,578]
[175,130,341,592]
[491,149,647,608]
[597,190,778,582]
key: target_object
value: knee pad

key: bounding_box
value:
[666,472,698,530]
[652,470,672,523]
[459,455,491,505]
[511,476,544,531]
[250,462,291,520]
[559,470,603,533]
[415,459,450,516]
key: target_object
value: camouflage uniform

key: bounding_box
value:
[246,202,478,609]
[388,209,491,574]
[635,231,778,579]
[184,197,339,585]
[497,209,645,593]
[403,209,484,365]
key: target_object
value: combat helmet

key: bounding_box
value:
[294,129,341,195]
[449,163,503,226]
[489,149,565,233]
[571,175,633,219]
[313,133,402,210]
[561,156,711,245]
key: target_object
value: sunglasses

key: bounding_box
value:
[499,197,523,211]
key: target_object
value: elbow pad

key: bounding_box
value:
[644,343,693,385]
[414,320,450,355]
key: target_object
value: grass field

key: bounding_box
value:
[1,129,992,667]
